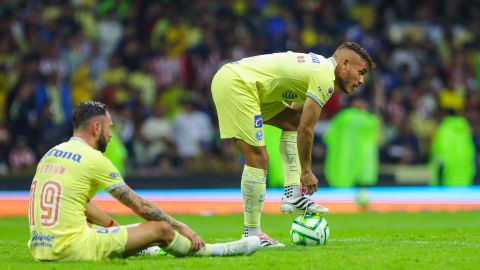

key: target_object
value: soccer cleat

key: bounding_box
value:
[256,233,285,248]
[281,196,329,215]
[223,236,261,256]
[136,246,167,257]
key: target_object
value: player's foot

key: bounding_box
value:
[281,196,329,215]
[256,233,285,248]
[223,236,261,256]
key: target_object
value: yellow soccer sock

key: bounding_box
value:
[280,131,301,187]
[165,230,192,257]
[165,230,226,257]
[241,165,267,229]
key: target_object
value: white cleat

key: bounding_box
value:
[281,196,329,215]
[224,236,261,256]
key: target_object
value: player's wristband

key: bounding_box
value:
[107,220,116,227]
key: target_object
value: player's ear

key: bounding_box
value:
[342,58,350,70]
[91,120,101,136]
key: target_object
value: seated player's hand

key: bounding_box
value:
[177,224,205,251]
[300,171,318,195]
[106,219,119,227]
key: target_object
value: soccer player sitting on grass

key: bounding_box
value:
[27,101,261,261]
[211,42,374,247]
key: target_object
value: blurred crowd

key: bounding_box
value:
[0,0,480,176]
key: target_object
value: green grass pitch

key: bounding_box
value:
[1,211,479,270]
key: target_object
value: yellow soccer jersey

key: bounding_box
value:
[28,137,125,260]
[227,51,336,109]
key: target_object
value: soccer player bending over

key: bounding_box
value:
[211,42,375,247]
[28,101,260,261]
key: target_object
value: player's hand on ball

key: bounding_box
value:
[300,171,318,195]
[178,224,205,251]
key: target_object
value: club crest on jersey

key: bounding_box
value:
[109,172,119,179]
[328,87,333,94]
[282,90,298,100]
[255,130,263,141]
[254,115,263,128]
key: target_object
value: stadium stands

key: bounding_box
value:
[0,0,479,185]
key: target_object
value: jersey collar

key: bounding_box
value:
[328,57,337,69]
[70,136,87,145]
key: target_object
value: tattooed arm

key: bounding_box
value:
[109,184,184,228]
[109,184,204,250]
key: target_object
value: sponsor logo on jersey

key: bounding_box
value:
[44,149,82,163]
[282,90,298,100]
[297,55,306,63]
[95,227,120,234]
[255,130,263,141]
[309,53,320,64]
[96,228,109,234]
[30,231,55,248]
[254,115,263,128]
[31,231,55,242]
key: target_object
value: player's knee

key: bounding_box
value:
[253,151,269,168]
[245,153,268,169]
[151,221,175,243]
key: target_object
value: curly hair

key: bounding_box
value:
[72,101,107,129]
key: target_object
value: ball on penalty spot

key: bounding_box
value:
[290,214,330,246]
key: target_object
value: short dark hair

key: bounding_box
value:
[72,101,107,129]
[337,42,375,69]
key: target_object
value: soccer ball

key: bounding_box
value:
[290,214,330,246]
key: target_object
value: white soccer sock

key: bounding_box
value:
[280,131,301,187]
[243,226,262,237]
[283,185,302,200]
[207,244,227,256]
[241,165,267,236]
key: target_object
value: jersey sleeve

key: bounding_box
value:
[91,154,125,192]
[306,71,335,108]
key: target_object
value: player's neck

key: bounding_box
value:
[71,132,98,150]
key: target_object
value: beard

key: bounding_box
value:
[97,130,108,153]
[335,81,349,94]
[335,77,349,94]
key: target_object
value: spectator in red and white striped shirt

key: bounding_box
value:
[8,138,36,172]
